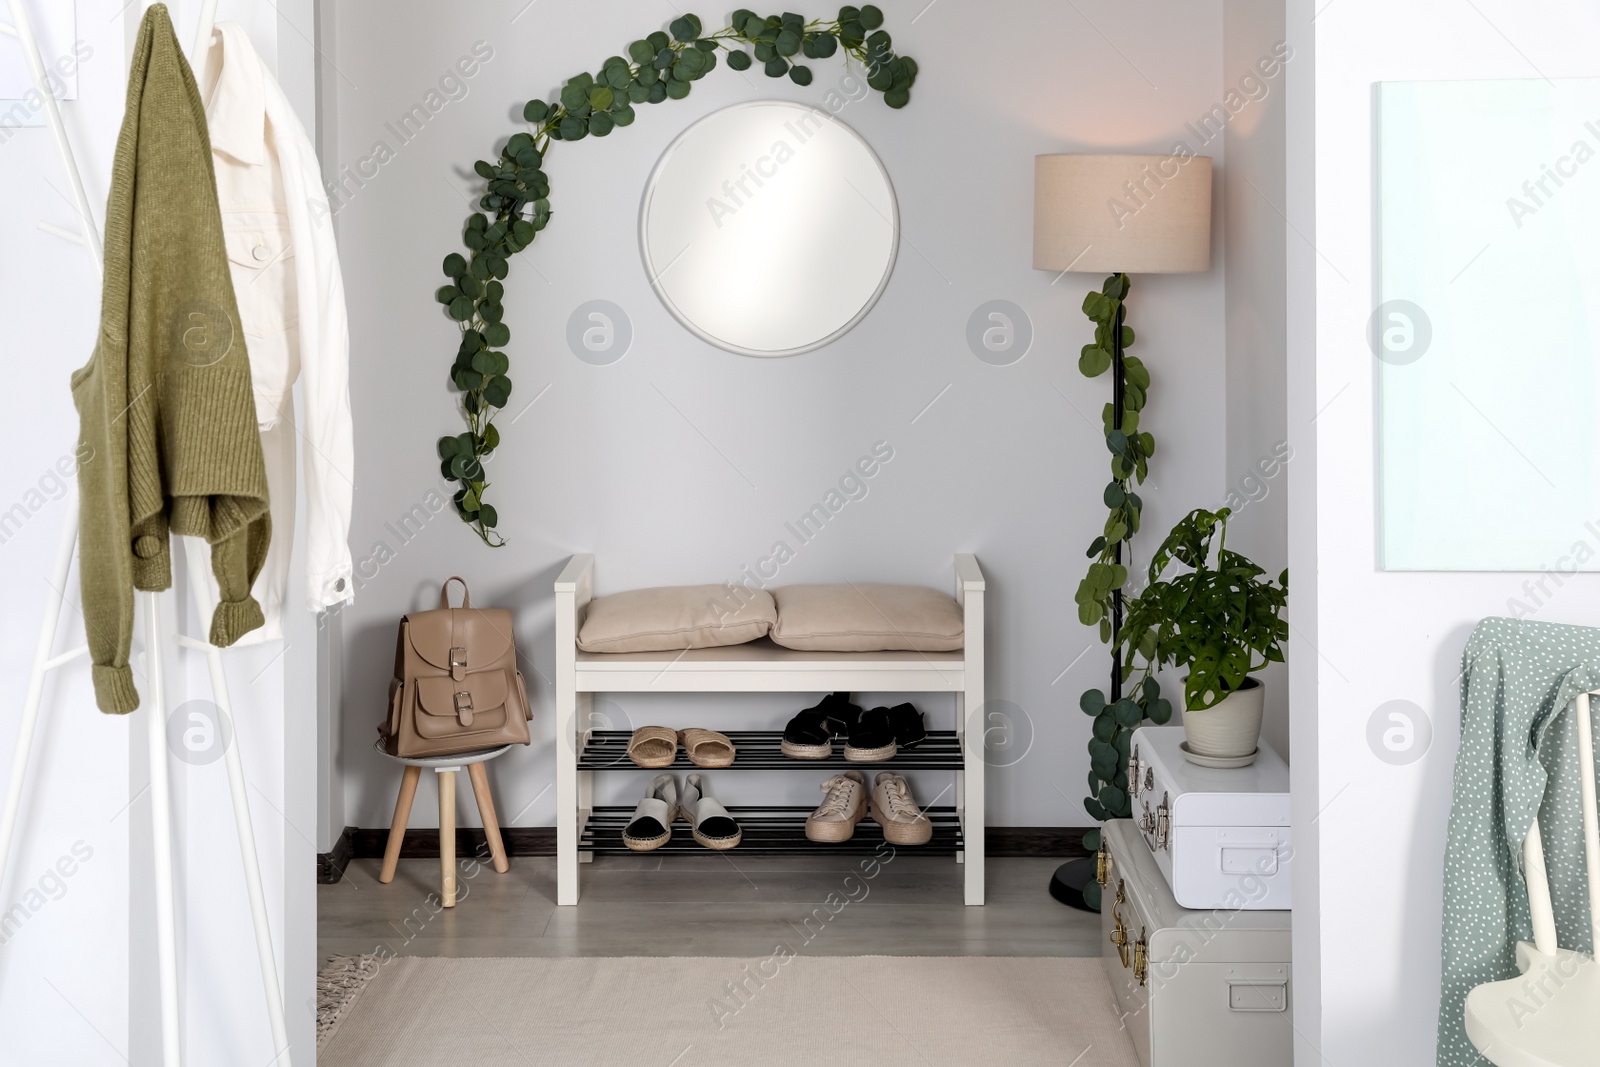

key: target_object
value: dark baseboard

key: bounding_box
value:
[320,825,1091,881]
[317,826,356,885]
[985,827,1094,858]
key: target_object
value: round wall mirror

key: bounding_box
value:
[639,101,898,357]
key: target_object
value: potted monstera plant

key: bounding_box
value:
[1116,507,1288,765]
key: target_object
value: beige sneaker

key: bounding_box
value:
[805,771,866,842]
[871,772,932,846]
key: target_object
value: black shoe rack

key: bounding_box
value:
[576,729,965,770]
[581,804,964,855]
[577,730,965,855]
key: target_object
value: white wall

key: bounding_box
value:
[0,1,317,1063]
[1223,0,1290,761]
[326,0,1240,837]
[1287,0,1600,1062]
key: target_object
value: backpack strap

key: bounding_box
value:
[438,576,471,610]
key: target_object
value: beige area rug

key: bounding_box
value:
[318,955,1139,1066]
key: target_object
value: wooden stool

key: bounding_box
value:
[376,743,513,906]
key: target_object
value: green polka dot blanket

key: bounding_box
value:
[1437,618,1600,1065]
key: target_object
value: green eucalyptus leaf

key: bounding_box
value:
[478,503,499,528]
[726,49,753,71]
[647,30,671,51]
[764,56,789,77]
[1092,712,1116,743]
[484,322,511,347]
[665,77,691,99]
[589,110,615,136]
[628,39,654,64]
[442,253,467,278]
[484,423,501,450]
[438,435,462,458]
[436,285,461,305]
[447,295,473,321]
[483,375,512,408]
[1079,345,1112,377]
[1080,688,1106,715]
[859,3,884,28]
[559,115,586,140]
[776,28,801,55]
[788,64,813,86]
[523,99,550,123]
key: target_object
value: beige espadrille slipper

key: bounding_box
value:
[626,726,679,768]
[679,728,736,768]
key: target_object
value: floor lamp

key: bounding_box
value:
[1031,153,1212,909]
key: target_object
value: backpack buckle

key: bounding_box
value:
[449,647,467,682]
[453,690,474,727]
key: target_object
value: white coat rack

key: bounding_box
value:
[0,2,290,1065]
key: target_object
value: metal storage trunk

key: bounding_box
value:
[1099,818,1293,1067]
[1127,725,1292,911]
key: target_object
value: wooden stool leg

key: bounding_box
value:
[379,765,421,884]
[439,769,457,907]
[469,762,510,874]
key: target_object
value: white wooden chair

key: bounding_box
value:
[1465,690,1600,1067]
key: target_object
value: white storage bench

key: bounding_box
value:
[553,553,987,905]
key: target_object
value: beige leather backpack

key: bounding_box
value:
[381,577,532,758]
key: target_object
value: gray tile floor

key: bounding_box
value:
[319,853,1102,965]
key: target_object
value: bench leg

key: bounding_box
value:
[380,765,421,884]
[439,769,457,907]
[469,762,509,874]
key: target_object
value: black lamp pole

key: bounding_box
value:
[1109,295,1126,704]
[1050,281,1127,912]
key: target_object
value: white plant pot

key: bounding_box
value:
[1182,677,1265,760]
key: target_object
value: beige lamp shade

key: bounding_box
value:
[1033,154,1212,274]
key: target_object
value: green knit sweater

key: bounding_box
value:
[70,4,271,714]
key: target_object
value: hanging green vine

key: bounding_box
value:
[433,6,919,545]
[1071,272,1171,830]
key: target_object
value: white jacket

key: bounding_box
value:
[199,22,354,639]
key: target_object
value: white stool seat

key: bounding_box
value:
[373,739,514,770]
[1465,943,1600,1067]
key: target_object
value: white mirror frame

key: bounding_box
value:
[638,100,900,358]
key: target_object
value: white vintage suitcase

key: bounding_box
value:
[1127,725,1291,910]
[1099,818,1293,1067]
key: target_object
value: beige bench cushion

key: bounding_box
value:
[577,585,775,653]
[770,584,964,652]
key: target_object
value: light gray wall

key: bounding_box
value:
[1223,0,1290,761]
[328,0,1233,832]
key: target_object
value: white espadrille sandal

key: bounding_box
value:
[680,773,742,850]
[622,773,678,851]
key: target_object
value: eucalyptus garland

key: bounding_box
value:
[433,6,919,545]
[1071,272,1171,826]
